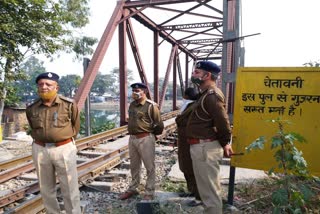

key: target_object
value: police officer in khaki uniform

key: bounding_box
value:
[186,61,233,214]
[119,82,164,201]
[26,72,81,214]
[175,87,202,205]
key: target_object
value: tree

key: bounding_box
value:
[14,56,46,104]
[72,36,98,61]
[91,72,116,96]
[110,67,135,96]
[0,0,96,139]
[303,60,320,67]
[0,0,92,83]
[59,74,81,97]
[150,77,182,100]
[90,68,135,97]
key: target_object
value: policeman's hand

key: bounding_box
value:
[223,144,233,158]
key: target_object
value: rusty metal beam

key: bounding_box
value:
[201,0,223,15]
[154,31,160,104]
[179,38,221,44]
[197,56,222,60]
[159,0,212,26]
[124,0,197,8]
[185,54,189,89]
[173,53,177,110]
[223,0,241,206]
[190,41,222,49]
[178,26,220,41]
[174,28,222,37]
[192,48,222,53]
[159,45,178,110]
[117,5,148,24]
[130,8,197,58]
[176,54,184,95]
[149,5,221,19]
[74,0,125,110]
[126,19,152,99]
[162,21,222,30]
[119,9,128,126]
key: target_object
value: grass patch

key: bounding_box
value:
[160,178,187,193]
[235,177,320,213]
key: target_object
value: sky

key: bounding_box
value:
[40,0,320,79]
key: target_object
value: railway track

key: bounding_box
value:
[0,111,179,213]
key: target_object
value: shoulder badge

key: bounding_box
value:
[146,99,158,106]
[26,98,41,108]
[207,88,225,102]
[207,89,215,95]
[59,95,74,103]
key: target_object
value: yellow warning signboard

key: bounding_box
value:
[231,67,320,177]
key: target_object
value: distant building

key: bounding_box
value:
[2,107,28,138]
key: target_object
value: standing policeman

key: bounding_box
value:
[119,82,164,201]
[186,61,233,214]
[175,87,201,205]
[26,72,81,214]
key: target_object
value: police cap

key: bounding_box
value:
[195,61,221,74]
[35,72,60,83]
[130,82,147,89]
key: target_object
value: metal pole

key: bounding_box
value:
[83,58,91,136]
[224,0,242,206]
[227,166,236,205]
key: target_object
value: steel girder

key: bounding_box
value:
[73,0,240,129]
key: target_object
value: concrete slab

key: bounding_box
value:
[220,165,268,184]
[95,135,129,151]
[86,181,114,191]
[6,131,33,141]
[167,162,185,182]
[168,162,268,185]
[0,147,14,162]
[107,169,130,178]
[155,145,175,153]
[19,172,38,180]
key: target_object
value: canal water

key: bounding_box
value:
[90,109,120,127]
[89,100,181,128]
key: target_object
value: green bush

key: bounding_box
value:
[246,118,317,213]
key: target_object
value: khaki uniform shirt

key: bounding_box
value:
[176,102,196,128]
[26,95,80,143]
[186,84,231,147]
[128,98,164,135]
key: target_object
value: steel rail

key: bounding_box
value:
[0,144,128,209]
[0,126,128,171]
[0,126,128,184]
[9,150,129,214]
[0,155,33,171]
[0,111,179,212]
[0,110,179,171]
[5,123,178,213]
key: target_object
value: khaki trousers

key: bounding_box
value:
[128,133,156,196]
[177,127,200,199]
[32,142,81,214]
[190,140,223,214]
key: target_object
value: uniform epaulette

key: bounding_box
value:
[59,95,74,103]
[146,99,158,106]
[27,98,41,107]
[207,89,215,95]
[207,88,225,102]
